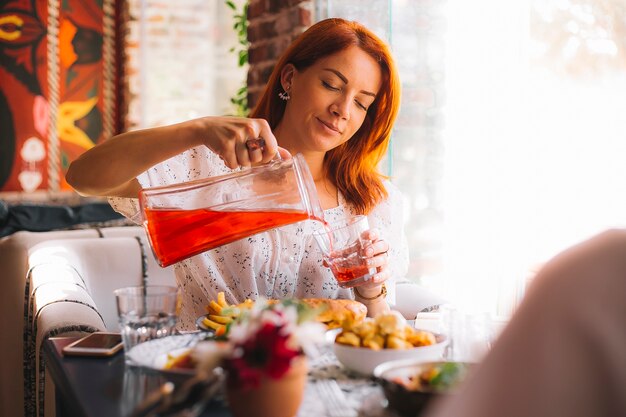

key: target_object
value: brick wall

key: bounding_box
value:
[247,0,313,109]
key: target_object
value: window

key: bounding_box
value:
[126,0,247,129]
[317,0,626,315]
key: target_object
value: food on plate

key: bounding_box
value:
[335,311,436,350]
[163,349,194,370]
[302,298,367,329]
[163,340,230,371]
[373,360,471,417]
[393,362,470,392]
[202,294,255,336]
[202,293,366,335]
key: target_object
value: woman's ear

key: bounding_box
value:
[280,64,296,91]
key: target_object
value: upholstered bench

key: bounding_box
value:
[0,226,175,417]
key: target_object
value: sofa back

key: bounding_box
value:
[28,236,175,330]
[0,226,175,417]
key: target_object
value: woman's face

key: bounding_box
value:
[279,45,383,154]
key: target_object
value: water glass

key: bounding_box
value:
[439,304,493,362]
[114,285,180,360]
[313,215,376,288]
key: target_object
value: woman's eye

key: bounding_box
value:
[322,81,340,91]
[355,100,367,111]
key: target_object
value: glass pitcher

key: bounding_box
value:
[139,153,324,267]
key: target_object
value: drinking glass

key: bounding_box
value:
[313,215,377,288]
[439,304,493,362]
[114,285,180,361]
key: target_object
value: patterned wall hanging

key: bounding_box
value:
[0,0,120,193]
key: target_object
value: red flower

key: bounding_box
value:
[225,322,301,390]
[218,299,325,391]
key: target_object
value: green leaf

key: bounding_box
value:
[225,0,249,116]
[220,306,241,317]
[428,363,467,390]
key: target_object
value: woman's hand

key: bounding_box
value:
[67,116,291,198]
[191,116,291,168]
[360,228,390,288]
[353,228,391,317]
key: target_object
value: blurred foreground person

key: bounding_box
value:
[424,229,626,417]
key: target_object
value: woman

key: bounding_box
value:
[66,18,408,329]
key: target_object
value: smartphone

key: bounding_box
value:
[62,332,124,357]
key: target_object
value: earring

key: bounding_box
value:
[278,86,291,101]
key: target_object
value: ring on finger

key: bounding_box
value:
[245,137,265,151]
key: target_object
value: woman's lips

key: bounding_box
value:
[317,118,341,134]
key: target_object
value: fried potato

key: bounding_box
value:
[202,317,224,331]
[208,314,233,325]
[217,292,228,308]
[376,310,406,335]
[362,334,385,350]
[336,331,361,347]
[334,311,437,350]
[387,335,414,349]
[408,330,437,347]
[208,300,223,315]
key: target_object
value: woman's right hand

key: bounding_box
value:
[191,116,291,169]
[66,116,291,198]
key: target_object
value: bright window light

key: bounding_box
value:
[440,0,626,314]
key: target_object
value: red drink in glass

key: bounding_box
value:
[313,215,376,288]
[329,263,373,286]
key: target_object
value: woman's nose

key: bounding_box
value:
[330,98,350,120]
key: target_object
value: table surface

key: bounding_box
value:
[44,337,231,417]
[44,336,393,417]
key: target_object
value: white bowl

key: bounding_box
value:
[332,332,447,375]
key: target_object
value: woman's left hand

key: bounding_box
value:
[360,228,390,288]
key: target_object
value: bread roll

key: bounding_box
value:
[302,298,367,329]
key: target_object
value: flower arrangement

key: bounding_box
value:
[194,299,325,390]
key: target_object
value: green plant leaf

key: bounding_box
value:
[225,0,249,116]
[428,363,468,390]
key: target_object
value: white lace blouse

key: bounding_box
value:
[109,146,409,330]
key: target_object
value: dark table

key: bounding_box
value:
[43,337,230,417]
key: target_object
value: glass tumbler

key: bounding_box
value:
[115,285,180,361]
[313,215,377,288]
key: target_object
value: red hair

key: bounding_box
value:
[250,18,401,214]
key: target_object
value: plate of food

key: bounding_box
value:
[373,360,472,416]
[126,333,209,378]
[331,311,447,375]
[196,292,368,336]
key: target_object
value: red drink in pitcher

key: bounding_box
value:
[144,207,319,267]
[139,154,325,267]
